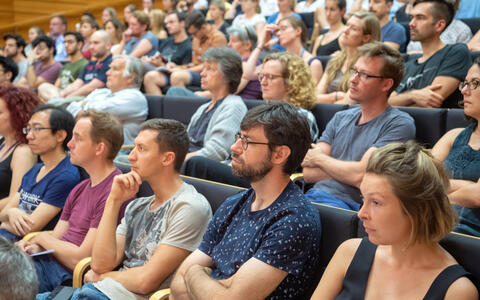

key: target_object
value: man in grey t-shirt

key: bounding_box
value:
[70,119,212,300]
[303,42,415,210]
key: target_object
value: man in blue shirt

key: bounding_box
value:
[171,102,322,300]
[370,0,407,52]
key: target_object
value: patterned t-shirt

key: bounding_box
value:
[199,181,322,299]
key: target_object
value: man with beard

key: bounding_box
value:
[2,34,27,84]
[369,0,407,52]
[170,102,322,300]
[47,30,113,106]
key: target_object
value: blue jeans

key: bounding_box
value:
[36,283,109,300]
[305,189,361,211]
[0,228,21,241]
[34,255,72,293]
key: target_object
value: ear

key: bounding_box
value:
[434,19,447,34]
[381,78,394,93]
[55,129,68,146]
[362,34,372,44]
[271,145,291,166]
[95,141,107,157]
[5,71,12,81]
[162,151,176,167]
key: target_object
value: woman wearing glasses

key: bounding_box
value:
[0,85,40,213]
[432,59,480,238]
[315,11,380,104]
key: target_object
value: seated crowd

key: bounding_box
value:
[0,0,480,298]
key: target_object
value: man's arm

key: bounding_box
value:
[66,78,105,98]
[302,142,333,183]
[129,39,153,58]
[448,179,480,209]
[60,78,85,97]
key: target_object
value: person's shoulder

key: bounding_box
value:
[12,144,34,160]
[445,273,479,300]
[336,106,361,118]
[125,195,155,214]
[175,182,210,209]
[386,105,414,120]
[336,238,363,261]
[224,94,246,106]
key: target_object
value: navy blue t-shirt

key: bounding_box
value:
[78,54,113,84]
[199,181,322,299]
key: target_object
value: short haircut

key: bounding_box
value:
[3,34,26,50]
[64,31,85,44]
[32,35,56,56]
[201,47,243,94]
[0,57,19,82]
[132,10,151,30]
[357,42,405,96]
[413,0,455,29]
[0,84,42,143]
[185,10,206,29]
[113,54,144,88]
[77,110,124,161]
[210,0,226,11]
[93,29,112,45]
[279,16,308,46]
[104,7,118,20]
[52,15,67,26]
[168,10,187,22]
[140,119,189,172]
[0,237,38,300]
[31,104,75,151]
[81,11,96,21]
[240,102,312,174]
[81,18,100,30]
[366,141,456,246]
[263,52,316,109]
[227,25,257,50]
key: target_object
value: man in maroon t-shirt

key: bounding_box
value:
[16,110,126,293]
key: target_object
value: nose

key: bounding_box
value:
[127,148,136,162]
[461,83,470,96]
[67,138,74,150]
[357,202,368,221]
[230,137,243,154]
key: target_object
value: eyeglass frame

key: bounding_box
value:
[257,72,284,82]
[22,127,53,135]
[349,67,385,81]
[459,79,480,91]
[234,133,270,151]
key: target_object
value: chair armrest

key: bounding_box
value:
[149,289,171,300]
[23,231,53,241]
[73,257,92,288]
[290,173,304,182]
[121,144,134,150]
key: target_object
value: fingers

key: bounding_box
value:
[14,215,34,236]
[15,240,30,252]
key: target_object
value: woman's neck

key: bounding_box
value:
[387,241,445,269]
[214,18,223,27]
[0,132,17,147]
[286,40,304,57]
[329,21,344,32]
[244,8,256,18]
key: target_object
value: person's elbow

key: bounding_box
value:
[303,167,318,184]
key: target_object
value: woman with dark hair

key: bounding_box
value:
[104,19,125,53]
[432,60,480,238]
[312,141,478,299]
[0,84,41,211]
[312,0,346,56]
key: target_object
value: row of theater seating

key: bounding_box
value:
[146,95,471,148]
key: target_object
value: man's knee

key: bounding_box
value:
[144,70,166,87]
[170,70,190,87]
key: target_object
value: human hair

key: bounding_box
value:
[0,84,42,143]
[113,54,143,88]
[324,11,380,92]
[81,11,96,21]
[201,47,243,94]
[185,10,206,29]
[169,10,187,22]
[0,237,38,300]
[31,104,75,151]
[105,19,125,42]
[104,7,118,20]
[366,141,456,247]
[357,42,405,96]
[263,52,316,109]
[210,0,226,13]
[227,25,257,50]
[461,57,480,127]
[413,0,455,29]
[279,16,308,46]
[140,119,189,172]
[64,31,85,44]
[52,15,67,26]
[29,26,45,38]
[3,34,26,51]
[77,110,124,161]
[0,57,18,82]
[151,9,167,36]
[132,10,151,30]
[81,18,100,30]
[240,102,312,174]
[32,35,56,56]
[126,4,137,12]
[333,0,347,10]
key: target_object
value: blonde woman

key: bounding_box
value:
[150,9,168,39]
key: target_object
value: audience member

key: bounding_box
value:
[104,18,125,53]
[113,10,159,58]
[230,0,265,37]
[260,0,279,17]
[143,0,155,14]
[47,30,113,105]
[0,236,38,300]
[162,0,178,13]
[455,0,480,19]
[432,60,480,237]
[0,105,80,241]
[123,4,137,27]
[312,0,346,56]
[171,102,322,300]
[2,34,28,84]
[265,0,301,51]
[167,47,248,162]
[316,11,380,103]
[0,85,41,211]
[150,9,168,39]
[0,57,18,84]
[79,18,100,60]
[208,0,229,37]
[52,118,212,299]
[369,0,407,52]
[101,7,117,27]
[49,15,68,61]
[311,141,478,300]
[67,55,147,152]
[167,11,227,89]
[25,26,45,56]
[38,31,89,102]
[16,35,62,89]
[17,110,124,293]
[303,42,415,210]
[390,0,472,108]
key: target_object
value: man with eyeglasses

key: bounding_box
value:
[171,102,322,300]
[302,42,415,211]
[0,105,80,242]
[389,0,472,108]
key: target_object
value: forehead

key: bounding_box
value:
[166,14,179,22]
[50,17,63,25]
[29,110,51,125]
[204,61,219,69]
[347,16,363,28]
[5,38,17,45]
[466,64,480,80]
[355,56,384,73]
[90,33,105,43]
[263,59,283,74]
[74,118,93,134]
[36,42,48,48]
[135,129,158,145]
[242,125,267,140]
[64,34,77,41]
[412,2,433,16]
[111,58,126,68]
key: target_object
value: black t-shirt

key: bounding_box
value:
[158,36,192,66]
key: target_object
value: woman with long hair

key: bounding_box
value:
[311,0,346,56]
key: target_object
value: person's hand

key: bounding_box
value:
[122,29,132,43]
[15,240,32,253]
[258,24,278,49]
[7,208,34,236]
[413,84,444,108]
[301,144,325,168]
[166,62,177,69]
[24,243,44,254]
[27,49,39,64]
[84,269,102,283]
[147,55,165,67]
[108,172,142,205]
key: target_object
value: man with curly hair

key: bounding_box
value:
[302,42,416,211]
